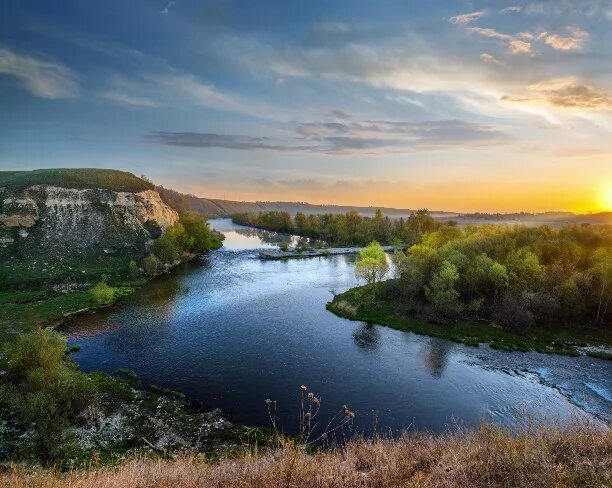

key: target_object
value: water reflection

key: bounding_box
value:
[422,338,453,378]
[234,227,292,246]
[353,322,380,350]
[233,227,319,248]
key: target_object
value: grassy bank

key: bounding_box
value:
[327,285,612,357]
[3,422,610,488]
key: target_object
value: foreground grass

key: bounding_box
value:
[327,285,612,357]
[3,422,610,488]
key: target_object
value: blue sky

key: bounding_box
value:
[1,0,611,211]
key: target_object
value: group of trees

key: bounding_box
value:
[384,221,612,329]
[232,209,438,247]
[0,329,94,461]
[141,213,220,276]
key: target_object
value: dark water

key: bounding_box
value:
[66,219,611,435]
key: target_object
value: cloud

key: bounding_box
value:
[542,26,589,50]
[331,109,351,119]
[0,47,78,98]
[98,90,158,108]
[501,6,522,13]
[508,40,532,54]
[502,78,612,110]
[449,12,485,26]
[161,1,176,14]
[94,69,286,119]
[148,74,286,119]
[480,53,502,64]
[147,132,302,151]
[466,27,532,54]
[466,27,513,41]
[544,34,580,50]
[147,118,510,154]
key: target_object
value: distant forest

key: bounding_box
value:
[231,209,437,246]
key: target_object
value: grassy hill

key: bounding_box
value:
[157,186,425,219]
[0,168,154,194]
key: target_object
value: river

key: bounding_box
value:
[65,218,611,435]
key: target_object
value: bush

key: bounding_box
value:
[89,281,115,305]
[142,254,162,276]
[128,259,140,278]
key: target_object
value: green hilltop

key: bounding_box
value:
[0,168,154,193]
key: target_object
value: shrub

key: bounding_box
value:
[2,329,94,462]
[128,259,140,278]
[89,281,115,305]
[142,254,162,276]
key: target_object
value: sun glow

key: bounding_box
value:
[602,185,612,211]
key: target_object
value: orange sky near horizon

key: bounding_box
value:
[172,168,612,214]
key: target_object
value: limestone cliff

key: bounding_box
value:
[0,184,179,261]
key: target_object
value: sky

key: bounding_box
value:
[1,0,611,213]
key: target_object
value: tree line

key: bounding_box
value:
[231,209,438,247]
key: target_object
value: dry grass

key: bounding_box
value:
[3,422,611,488]
[333,300,358,317]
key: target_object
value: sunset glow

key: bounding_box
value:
[602,185,612,212]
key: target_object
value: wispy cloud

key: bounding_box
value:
[0,47,78,98]
[501,6,522,14]
[466,27,513,41]
[465,27,532,55]
[502,78,612,110]
[147,118,510,154]
[96,70,285,119]
[160,1,176,14]
[508,39,532,54]
[480,53,502,64]
[98,90,158,108]
[153,74,286,119]
[449,11,485,26]
[541,26,589,50]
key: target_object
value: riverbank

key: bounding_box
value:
[259,245,395,260]
[4,421,610,488]
[0,230,223,340]
[327,284,612,359]
[0,256,187,341]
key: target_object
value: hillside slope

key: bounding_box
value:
[157,186,425,219]
[0,169,178,290]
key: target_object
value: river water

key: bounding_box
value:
[66,219,611,435]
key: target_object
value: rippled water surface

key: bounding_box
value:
[66,219,611,434]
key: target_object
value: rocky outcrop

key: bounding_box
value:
[0,185,179,260]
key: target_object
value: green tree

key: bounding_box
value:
[462,253,509,303]
[142,253,162,276]
[355,241,389,285]
[425,260,463,317]
[505,247,543,291]
[180,212,212,253]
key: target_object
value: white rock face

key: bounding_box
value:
[0,185,179,254]
[134,190,179,231]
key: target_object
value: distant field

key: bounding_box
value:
[0,168,154,193]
